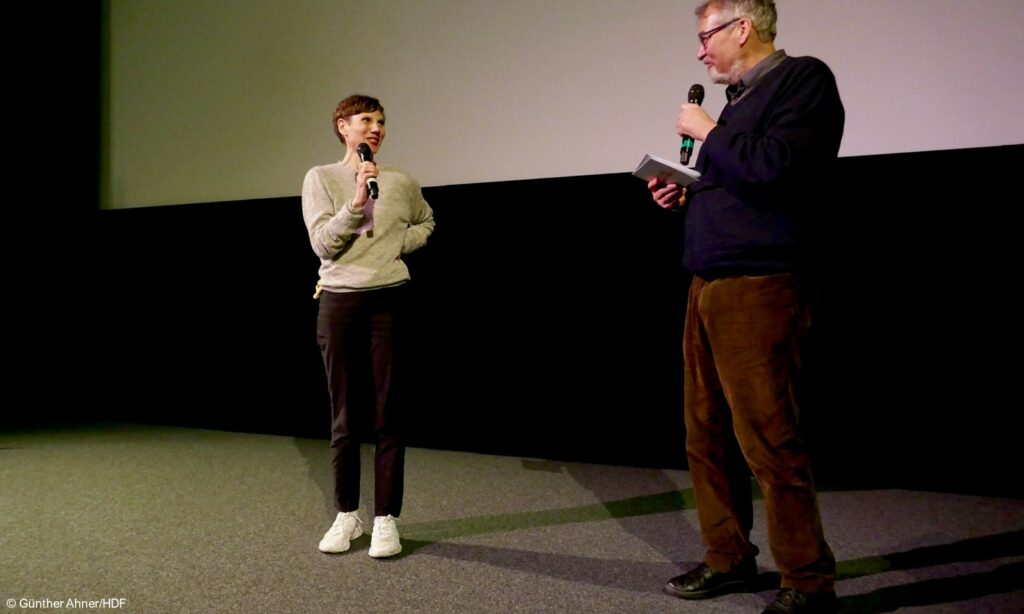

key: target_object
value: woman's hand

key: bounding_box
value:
[351,159,379,209]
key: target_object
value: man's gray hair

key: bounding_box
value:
[695,0,777,42]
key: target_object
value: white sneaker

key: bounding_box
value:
[368,515,402,558]
[318,511,363,553]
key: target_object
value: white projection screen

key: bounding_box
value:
[104,0,1024,209]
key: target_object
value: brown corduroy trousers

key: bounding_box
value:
[683,273,835,593]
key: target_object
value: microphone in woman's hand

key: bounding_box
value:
[357,143,379,199]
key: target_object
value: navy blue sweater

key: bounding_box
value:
[685,55,845,279]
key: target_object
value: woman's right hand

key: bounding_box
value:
[351,159,379,209]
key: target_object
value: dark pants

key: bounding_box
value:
[317,286,405,518]
[683,273,834,593]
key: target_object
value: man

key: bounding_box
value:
[647,1,844,613]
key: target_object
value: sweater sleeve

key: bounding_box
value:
[401,182,435,254]
[301,167,364,260]
[701,59,844,189]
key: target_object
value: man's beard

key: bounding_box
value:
[707,58,743,85]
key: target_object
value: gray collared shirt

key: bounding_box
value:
[726,49,788,104]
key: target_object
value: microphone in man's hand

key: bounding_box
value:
[679,83,705,165]
[356,143,379,200]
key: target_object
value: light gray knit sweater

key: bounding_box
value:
[302,161,435,292]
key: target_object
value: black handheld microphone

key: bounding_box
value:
[679,83,705,165]
[356,143,379,200]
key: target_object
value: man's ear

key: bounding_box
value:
[737,18,753,45]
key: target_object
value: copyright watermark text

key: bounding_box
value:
[6,597,127,610]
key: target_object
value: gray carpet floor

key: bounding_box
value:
[1,423,1021,613]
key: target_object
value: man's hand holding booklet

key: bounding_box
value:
[632,153,701,187]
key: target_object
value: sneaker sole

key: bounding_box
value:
[368,544,402,558]
[318,528,363,554]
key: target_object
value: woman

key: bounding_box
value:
[301,94,435,557]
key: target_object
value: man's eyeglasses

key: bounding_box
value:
[698,17,740,48]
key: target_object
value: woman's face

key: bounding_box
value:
[339,110,386,155]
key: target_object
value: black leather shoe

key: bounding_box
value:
[663,562,756,599]
[763,588,838,614]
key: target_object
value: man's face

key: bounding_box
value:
[696,8,742,84]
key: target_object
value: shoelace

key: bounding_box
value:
[331,516,359,534]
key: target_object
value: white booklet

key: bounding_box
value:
[632,153,701,186]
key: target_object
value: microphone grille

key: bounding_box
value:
[688,84,705,105]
